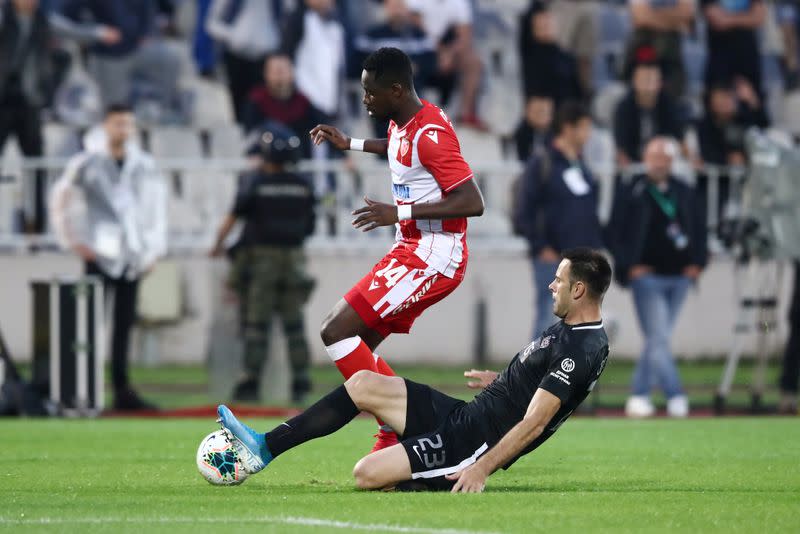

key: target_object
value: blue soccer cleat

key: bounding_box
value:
[216,405,273,474]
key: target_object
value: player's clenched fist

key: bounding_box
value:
[309,124,350,151]
[351,196,398,232]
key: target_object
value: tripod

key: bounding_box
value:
[714,258,784,413]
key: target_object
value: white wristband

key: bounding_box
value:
[397,204,412,221]
[349,138,365,151]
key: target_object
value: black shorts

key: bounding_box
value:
[400,379,492,491]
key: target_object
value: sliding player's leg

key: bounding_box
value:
[217,371,409,474]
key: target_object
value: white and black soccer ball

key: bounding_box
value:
[196,430,249,486]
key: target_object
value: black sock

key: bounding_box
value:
[265,384,359,457]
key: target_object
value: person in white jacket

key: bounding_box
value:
[50,104,168,411]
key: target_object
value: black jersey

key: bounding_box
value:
[232,171,316,247]
[463,320,609,468]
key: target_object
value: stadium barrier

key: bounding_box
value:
[0,156,749,253]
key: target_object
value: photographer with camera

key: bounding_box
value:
[607,137,707,418]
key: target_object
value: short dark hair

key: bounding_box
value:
[562,248,612,301]
[362,47,414,89]
[104,103,133,117]
[553,100,590,134]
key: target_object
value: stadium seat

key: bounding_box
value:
[458,128,503,163]
[208,125,245,159]
[43,122,81,158]
[0,141,22,236]
[781,91,800,136]
[148,126,203,160]
[592,81,627,128]
[191,79,235,128]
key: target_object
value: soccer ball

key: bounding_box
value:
[196,430,249,486]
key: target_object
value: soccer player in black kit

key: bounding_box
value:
[217,248,612,493]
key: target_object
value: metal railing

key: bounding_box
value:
[0,156,750,255]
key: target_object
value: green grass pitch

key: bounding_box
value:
[2,417,799,533]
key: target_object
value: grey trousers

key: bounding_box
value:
[89,40,182,108]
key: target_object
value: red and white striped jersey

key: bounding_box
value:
[386,100,474,280]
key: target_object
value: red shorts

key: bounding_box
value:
[344,247,463,337]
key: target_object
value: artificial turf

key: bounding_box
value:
[3,416,798,533]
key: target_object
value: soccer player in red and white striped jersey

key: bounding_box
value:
[310,47,484,451]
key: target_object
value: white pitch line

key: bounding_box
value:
[0,515,497,534]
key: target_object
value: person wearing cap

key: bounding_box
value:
[210,122,317,403]
[606,137,707,418]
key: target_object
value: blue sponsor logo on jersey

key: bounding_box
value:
[393,184,411,199]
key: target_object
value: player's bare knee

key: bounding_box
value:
[352,457,383,490]
[344,369,378,409]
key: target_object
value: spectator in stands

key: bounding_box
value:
[549,0,600,97]
[354,0,435,95]
[606,137,706,418]
[0,0,58,233]
[613,46,687,170]
[778,261,800,414]
[512,93,554,162]
[192,0,216,77]
[354,0,436,138]
[56,0,183,119]
[406,0,485,130]
[513,101,603,339]
[206,0,283,125]
[50,104,168,411]
[776,1,799,90]
[241,53,324,160]
[696,78,768,167]
[623,0,695,100]
[702,0,767,99]
[695,78,767,222]
[282,0,346,122]
[518,1,583,108]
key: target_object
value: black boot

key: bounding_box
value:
[291,376,312,404]
[232,377,259,402]
[113,387,159,411]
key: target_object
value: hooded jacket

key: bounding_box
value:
[50,127,168,280]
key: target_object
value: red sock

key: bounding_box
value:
[374,355,396,377]
[325,337,378,379]
[325,337,391,430]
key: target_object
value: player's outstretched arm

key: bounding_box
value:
[309,124,389,156]
[446,388,561,493]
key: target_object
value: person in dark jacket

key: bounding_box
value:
[512,93,554,162]
[514,101,603,339]
[695,78,768,224]
[613,47,686,170]
[210,122,317,403]
[0,0,54,233]
[607,137,706,418]
[518,1,583,107]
